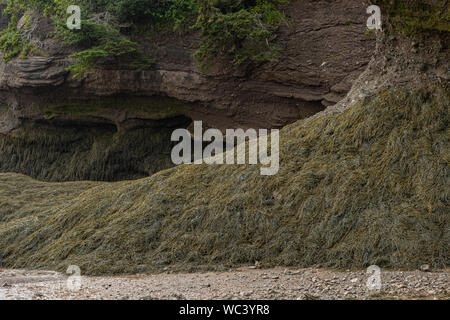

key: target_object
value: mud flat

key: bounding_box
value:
[0,267,448,300]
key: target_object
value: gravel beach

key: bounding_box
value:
[1,267,448,300]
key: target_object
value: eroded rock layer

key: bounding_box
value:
[0,0,375,181]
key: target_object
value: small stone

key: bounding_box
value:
[350,278,358,283]
[420,264,430,272]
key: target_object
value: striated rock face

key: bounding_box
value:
[0,0,375,131]
[0,0,376,181]
[2,57,66,88]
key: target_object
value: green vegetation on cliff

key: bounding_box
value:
[195,0,284,69]
[0,0,286,73]
[374,0,450,34]
[0,87,448,274]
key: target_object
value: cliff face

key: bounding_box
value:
[0,0,376,130]
[0,0,376,181]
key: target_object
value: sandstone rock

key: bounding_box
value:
[0,0,375,131]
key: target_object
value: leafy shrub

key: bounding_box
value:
[112,0,172,24]
[63,25,153,78]
[56,20,112,47]
[0,0,286,70]
[60,1,156,76]
[0,16,24,62]
[194,0,285,68]
[195,8,275,67]
[164,0,200,30]
[66,47,109,78]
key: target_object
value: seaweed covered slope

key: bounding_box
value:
[0,112,191,182]
[0,87,448,275]
[0,0,448,275]
[0,173,102,224]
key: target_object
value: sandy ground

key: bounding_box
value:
[0,267,448,300]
